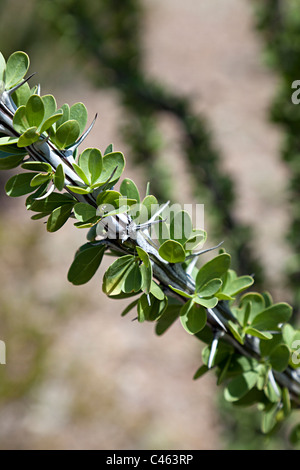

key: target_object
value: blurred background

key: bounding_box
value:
[0,0,299,449]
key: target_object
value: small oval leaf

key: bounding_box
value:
[158,239,186,263]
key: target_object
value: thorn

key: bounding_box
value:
[99,165,118,192]
[34,183,55,200]
[146,200,170,225]
[68,113,98,152]
[207,308,227,332]
[145,181,150,197]
[135,217,167,231]
[146,293,151,306]
[268,369,281,398]
[185,241,224,260]
[208,330,223,369]
[7,73,36,96]
[186,256,198,276]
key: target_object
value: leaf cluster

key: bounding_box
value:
[1,49,300,442]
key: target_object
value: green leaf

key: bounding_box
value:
[261,404,279,434]
[66,185,91,195]
[88,148,103,184]
[150,281,165,300]
[120,178,140,203]
[55,120,80,149]
[260,334,283,359]
[121,299,139,317]
[244,327,273,341]
[222,270,254,297]
[136,246,150,267]
[193,295,218,309]
[137,293,167,322]
[140,263,152,294]
[0,136,23,152]
[232,388,266,408]
[195,325,214,345]
[170,210,192,245]
[22,161,52,172]
[0,51,5,82]
[282,387,291,417]
[73,203,97,222]
[289,423,300,445]
[265,378,281,403]
[13,105,28,133]
[155,217,170,245]
[18,127,40,147]
[41,95,57,119]
[136,247,152,293]
[78,148,103,185]
[71,162,90,186]
[5,51,29,89]
[30,172,51,187]
[155,305,181,336]
[193,365,209,380]
[224,371,258,402]
[27,192,76,213]
[168,285,193,299]
[196,253,231,291]
[102,255,135,296]
[104,143,113,155]
[251,303,293,332]
[40,112,63,134]
[73,218,99,229]
[55,103,70,128]
[97,152,125,185]
[180,299,207,335]
[68,243,106,285]
[25,182,49,205]
[158,239,186,263]
[100,205,129,218]
[185,229,207,251]
[197,278,222,297]
[239,293,265,324]
[47,204,74,232]
[123,263,142,293]
[140,195,158,221]
[31,212,49,220]
[228,320,244,345]
[217,355,233,385]
[96,190,122,210]
[70,102,88,134]
[25,94,45,128]
[256,364,268,390]
[282,324,296,346]
[269,344,290,372]
[53,163,65,191]
[11,81,31,107]
[5,172,38,197]
[0,151,25,170]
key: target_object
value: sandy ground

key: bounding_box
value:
[0,0,292,450]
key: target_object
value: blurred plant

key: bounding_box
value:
[0,0,264,286]
[253,0,300,316]
[1,51,300,443]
